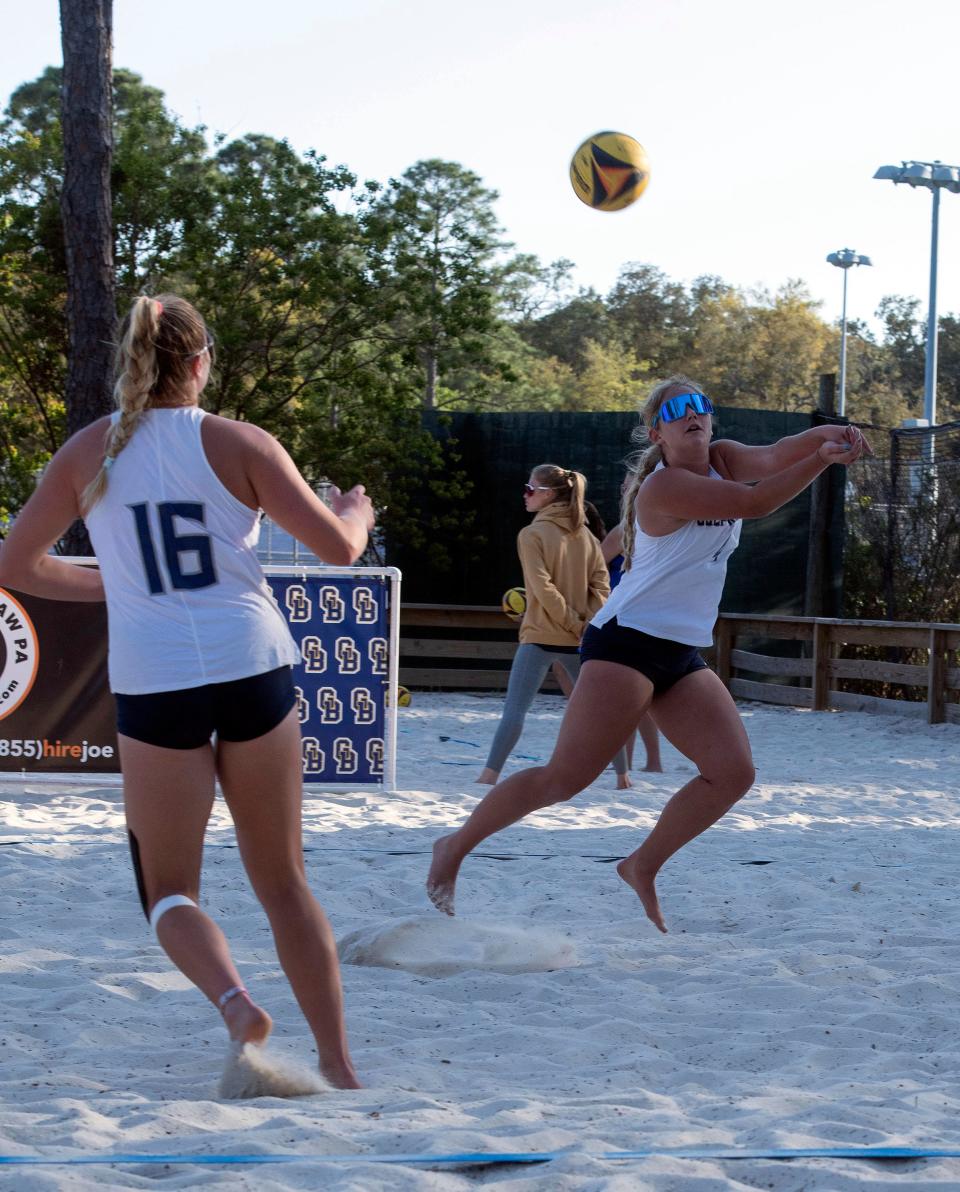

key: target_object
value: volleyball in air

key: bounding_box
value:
[502,587,527,621]
[569,131,650,212]
[389,684,412,708]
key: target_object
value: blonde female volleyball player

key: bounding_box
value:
[0,294,373,1093]
[429,376,870,931]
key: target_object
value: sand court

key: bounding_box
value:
[1,693,959,1188]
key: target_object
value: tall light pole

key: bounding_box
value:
[826,248,872,417]
[873,160,960,426]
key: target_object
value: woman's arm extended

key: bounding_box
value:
[639,438,864,529]
[242,427,374,565]
[712,424,872,483]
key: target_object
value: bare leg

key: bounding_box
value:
[119,735,272,1047]
[217,708,361,1089]
[428,661,649,914]
[558,653,631,790]
[637,712,662,772]
[618,668,755,933]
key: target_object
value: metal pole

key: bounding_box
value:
[924,186,940,425]
[838,268,849,418]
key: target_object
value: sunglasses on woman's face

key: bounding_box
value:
[651,392,715,427]
[524,483,555,495]
[186,333,216,363]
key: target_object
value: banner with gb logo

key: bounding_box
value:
[0,564,400,791]
[267,567,401,790]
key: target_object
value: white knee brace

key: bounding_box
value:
[149,894,198,932]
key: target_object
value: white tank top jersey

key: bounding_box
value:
[591,464,742,647]
[84,408,300,695]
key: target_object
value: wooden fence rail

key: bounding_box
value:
[715,613,960,725]
[399,604,960,724]
[399,604,561,692]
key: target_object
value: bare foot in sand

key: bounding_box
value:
[476,767,499,785]
[616,856,667,933]
[222,994,273,1046]
[426,834,462,915]
[616,773,633,790]
[320,1060,363,1090]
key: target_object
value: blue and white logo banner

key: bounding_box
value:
[269,575,391,784]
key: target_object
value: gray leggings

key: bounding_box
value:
[485,643,628,775]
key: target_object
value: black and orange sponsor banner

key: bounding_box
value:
[0,588,118,772]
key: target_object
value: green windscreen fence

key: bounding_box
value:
[388,408,845,616]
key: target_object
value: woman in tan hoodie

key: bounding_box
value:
[477,463,630,788]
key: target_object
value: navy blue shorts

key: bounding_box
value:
[115,665,296,750]
[579,618,707,696]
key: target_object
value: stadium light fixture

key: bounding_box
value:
[873,159,960,425]
[826,248,872,417]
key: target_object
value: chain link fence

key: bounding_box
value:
[841,419,960,705]
[846,420,960,626]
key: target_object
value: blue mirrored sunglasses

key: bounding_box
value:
[651,392,715,426]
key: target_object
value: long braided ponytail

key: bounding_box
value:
[80,295,211,515]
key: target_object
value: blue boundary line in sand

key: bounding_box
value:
[0,839,623,860]
[0,1146,958,1167]
[0,840,909,866]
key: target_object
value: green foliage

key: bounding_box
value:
[518,289,612,371]
[605,262,692,372]
[367,159,508,408]
[0,72,481,566]
[3,63,960,594]
[0,68,71,499]
[684,280,835,410]
[936,314,960,423]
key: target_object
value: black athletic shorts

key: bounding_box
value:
[115,665,297,750]
[579,618,708,695]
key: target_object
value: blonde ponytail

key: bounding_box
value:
[619,446,665,571]
[531,464,587,530]
[80,294,211,515]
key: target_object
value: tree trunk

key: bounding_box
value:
[424,349,437,409]
[59,0,115,555]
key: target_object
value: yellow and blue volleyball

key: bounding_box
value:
[387,684,412,707]
[502,587,527,621]
[569,131,650,212]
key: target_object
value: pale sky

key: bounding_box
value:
[5,0,960,338]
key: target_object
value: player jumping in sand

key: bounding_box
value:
[428,375,870,932]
